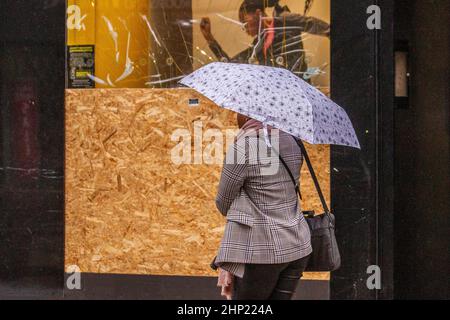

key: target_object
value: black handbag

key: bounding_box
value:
[277,138,341,272]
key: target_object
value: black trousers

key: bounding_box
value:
[232,255,311,300]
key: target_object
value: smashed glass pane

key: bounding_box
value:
[66,0,330,92]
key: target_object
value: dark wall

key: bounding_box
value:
[330,0,395,299]
[394,0,450,300]
[331,0,449,300]
[0,0,66,297]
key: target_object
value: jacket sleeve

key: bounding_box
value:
[277,13,330,37]
[208,39,231,61]
[215,141,248,216]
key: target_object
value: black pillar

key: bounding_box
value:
[330,0,395,299]
[0,0,66,298]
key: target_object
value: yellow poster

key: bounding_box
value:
[66,0,150,87]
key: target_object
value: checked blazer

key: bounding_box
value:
[214,129,312,272]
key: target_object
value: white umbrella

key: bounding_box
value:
[179,62,360,149]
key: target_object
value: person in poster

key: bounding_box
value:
[200,0,330,78]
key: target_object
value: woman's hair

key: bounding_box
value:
[239,0,289,18]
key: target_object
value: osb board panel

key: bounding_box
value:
[65,88,330,281]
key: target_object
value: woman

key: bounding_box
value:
[213,114,312,300]
[201,0,330,78]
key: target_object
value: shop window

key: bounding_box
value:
[64,0,332,279]
[66,0,330,91]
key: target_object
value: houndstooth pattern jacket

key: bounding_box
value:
[214,129,312,277]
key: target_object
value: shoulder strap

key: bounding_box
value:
[275,137,330,214]
[277,154,302,200]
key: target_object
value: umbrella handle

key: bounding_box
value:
[262,124,273,148]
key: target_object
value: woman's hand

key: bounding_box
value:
[200,17,215,43]
[217,269,234,300]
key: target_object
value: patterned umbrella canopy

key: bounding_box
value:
[179,62,360,149]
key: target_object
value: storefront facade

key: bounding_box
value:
[0,0,448,300]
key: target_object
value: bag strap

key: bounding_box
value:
[277,154,302,200]
[275,137,330,214]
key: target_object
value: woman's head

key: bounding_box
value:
[238,0,280,36]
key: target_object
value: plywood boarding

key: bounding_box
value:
[65,88,330,280]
